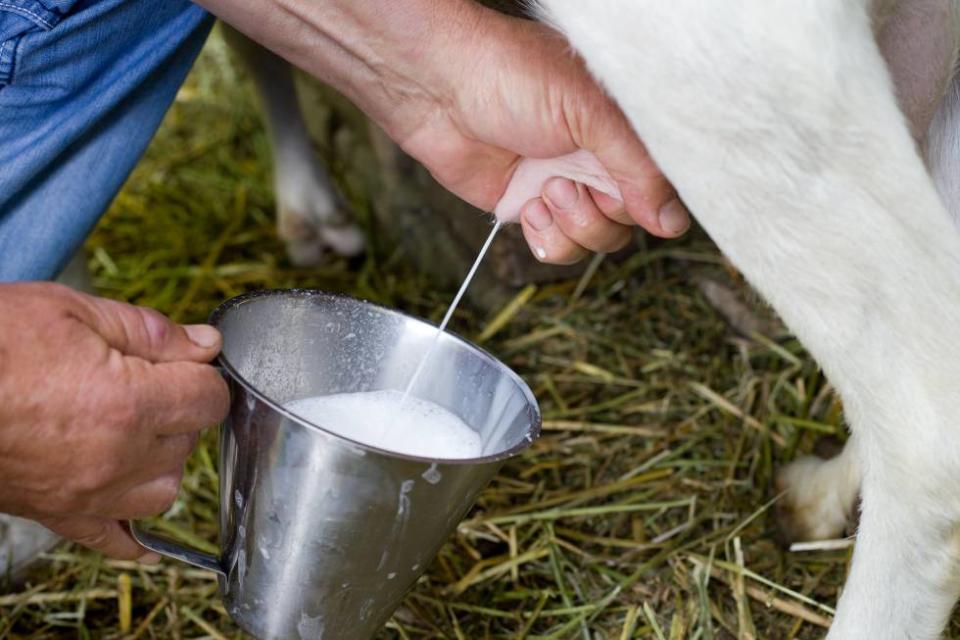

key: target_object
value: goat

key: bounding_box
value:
[534,0,960,636]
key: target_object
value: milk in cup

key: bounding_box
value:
[285,390,482,459]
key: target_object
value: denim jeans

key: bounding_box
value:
[0,0,213,281]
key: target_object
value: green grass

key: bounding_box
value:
[0,31,898,640]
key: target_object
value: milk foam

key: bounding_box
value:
[284,390,483,459]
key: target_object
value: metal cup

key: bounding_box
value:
[131,290,540,640]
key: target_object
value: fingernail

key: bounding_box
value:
[184,324,220,349]
[658,199,690,235]
[524,200,554,232]
[544,178,580,209]
[138,551,162,565]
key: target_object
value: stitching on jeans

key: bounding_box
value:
[9,26,25,82]
[0,2,53,29]
[0,39,7,85]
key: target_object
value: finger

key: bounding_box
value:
[135,431,200,482]
[519,198,588,265]
[78,294,221,364]
[600,139,690,237]
[102,473,184,520]
[542,178,632,253]
[131,360,229,436]
[37,515,158,562]
[107,431,199,491]
[587,187,628,223]
[577,99,691,237]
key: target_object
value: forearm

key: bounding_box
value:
[195,0,489,140]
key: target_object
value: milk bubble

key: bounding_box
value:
[284,390,482,459]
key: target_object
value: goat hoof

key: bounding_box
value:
[775,454,857,545]
[278,205,365,266]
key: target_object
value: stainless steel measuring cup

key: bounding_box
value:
[130,289,540,640]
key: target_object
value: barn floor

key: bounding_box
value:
[0,30,915,640]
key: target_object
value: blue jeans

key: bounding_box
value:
[0,0,213,281]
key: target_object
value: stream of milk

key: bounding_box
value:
[286,220,503,459]
[402,220,503,401]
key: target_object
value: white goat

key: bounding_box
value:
[534,0,960,637]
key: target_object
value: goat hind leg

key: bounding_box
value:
[222,25,364,265]
[536,0,960,637]
[775,437,860,543]
[776,0,960,550]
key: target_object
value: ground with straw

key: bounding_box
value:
[1,32,936,640]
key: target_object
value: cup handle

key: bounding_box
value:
[128,522,225,576]
[127,362,229,577]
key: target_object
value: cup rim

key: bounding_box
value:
[208,288,541,465]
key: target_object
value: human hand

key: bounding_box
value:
[391,9,691,264]
[0,283,229,561]
[195,0,688,265]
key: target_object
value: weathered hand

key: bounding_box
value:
[194,0,689,265]
[392,11,691,264]
[0,283,229,560]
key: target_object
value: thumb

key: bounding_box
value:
[78,294,221,364]
[577,96,691,237]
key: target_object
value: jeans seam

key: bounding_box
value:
[0,2,53,29]
[0,26,29,85]
[0,37,8,85]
